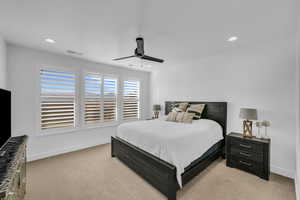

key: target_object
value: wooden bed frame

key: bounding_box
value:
[111,101,227,200]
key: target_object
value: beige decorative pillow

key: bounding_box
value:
[166,112,178,121]
[177,103,189,112]
[187,104,205,120]
[172,107,183,112]
[182,112,195,123]
[175,112,185,122]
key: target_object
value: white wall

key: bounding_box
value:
[0,35,6,89]
[296,12,300,200]
[152,37,297,178]
[7,44,151,161]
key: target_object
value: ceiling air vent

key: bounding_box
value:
[66,50,83,56]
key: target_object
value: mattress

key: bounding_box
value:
[116,118,223,187]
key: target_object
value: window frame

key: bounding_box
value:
[81,71,119,129]
[122,78,142,122]
[103,75,118,123]
[37,65,79,136]
[36,66,144,136]
[82,71,102,126]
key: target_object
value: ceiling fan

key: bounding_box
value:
[113,37,164,63]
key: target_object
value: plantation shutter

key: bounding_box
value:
[123,80,140,120]
[103,77,117,122]
[84,73,101,124]
[40,69,76,130]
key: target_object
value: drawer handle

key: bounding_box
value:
[7,192,14,196]
[0,151,6,157]
[239,144,252,149]
[239,152,251,157]
[239,160,252,166]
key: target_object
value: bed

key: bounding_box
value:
[111,101,227,200]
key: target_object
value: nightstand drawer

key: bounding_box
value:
[231,148,263,163]
[228,156,262,175]
[231,138,263,153]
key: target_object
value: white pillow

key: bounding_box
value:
[172,107,183,112]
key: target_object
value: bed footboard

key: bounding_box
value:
[111,137,179,200]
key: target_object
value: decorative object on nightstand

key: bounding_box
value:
[239,108,257,137]
[255,122,263,138]
[153,104,161,119]
[226,132,270,180]
[261,120,271,139]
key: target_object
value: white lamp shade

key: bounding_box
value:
[239,108,257,120]
[153,104,161,111]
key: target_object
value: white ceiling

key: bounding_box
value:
[0,0,297,70]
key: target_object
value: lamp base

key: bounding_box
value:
[243,120,253,137]
[153,111,160,119]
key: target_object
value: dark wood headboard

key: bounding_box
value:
[165,101,227,138]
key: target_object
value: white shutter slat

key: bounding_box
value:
[123,80,140,120]
[40,69,76,130]
[42,122,74,129]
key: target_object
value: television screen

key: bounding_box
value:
[0,89,11,149]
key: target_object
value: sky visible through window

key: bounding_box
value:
[41,69,75,96]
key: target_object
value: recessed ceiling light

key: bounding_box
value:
[227,36,238,42]
[45,38,56,44]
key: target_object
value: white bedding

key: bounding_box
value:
[116,118,223,187]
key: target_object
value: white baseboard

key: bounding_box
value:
[28,141,109,162]
[28,143,296,180]
[271,165,295,179]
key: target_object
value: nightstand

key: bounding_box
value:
[226,132,270,180]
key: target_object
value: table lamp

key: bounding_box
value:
[239,108,257,137]
[153,104,161,119]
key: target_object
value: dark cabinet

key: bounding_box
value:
[226,132,270,180]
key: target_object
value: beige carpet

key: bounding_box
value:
[25,144,296,200]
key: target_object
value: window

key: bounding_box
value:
[40,69,76,130]
[39,67,142,134]
[123,80,140,120]
[84,73,101,124]
[103,77,117,122]
[84,74,117,124]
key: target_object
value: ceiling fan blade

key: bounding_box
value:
[142,55,164,63]
[113,55,136,61]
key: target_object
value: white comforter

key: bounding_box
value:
[116,118,223,187]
